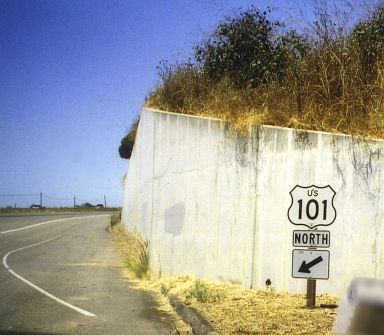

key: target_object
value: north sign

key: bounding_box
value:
[288,185,336,229]
[292,249,330,280]
[293,230,330,248]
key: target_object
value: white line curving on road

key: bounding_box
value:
[2,224,97,317]
[0,214,110,234]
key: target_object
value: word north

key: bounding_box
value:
[293,230,330,248]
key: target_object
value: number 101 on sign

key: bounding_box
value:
[288,185,336,229]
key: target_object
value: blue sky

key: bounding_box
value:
[0,0,364,207]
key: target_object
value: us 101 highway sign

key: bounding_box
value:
[292,249,330,280]
[288,185,336,229]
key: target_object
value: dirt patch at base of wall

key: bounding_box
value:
[133,275,339,335]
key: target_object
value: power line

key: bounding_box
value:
[0,192,110,208]
[76,198,101,203]
[42,194,72,201]
[0,194,40,197]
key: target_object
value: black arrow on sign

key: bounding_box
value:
[298,256,323,273]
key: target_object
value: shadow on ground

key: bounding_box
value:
[0,331,68,335]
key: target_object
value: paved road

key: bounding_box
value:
[0,214,175,335]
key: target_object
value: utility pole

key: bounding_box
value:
[104,195,107,208]
[40,192,43,207]
[73,196,76,208]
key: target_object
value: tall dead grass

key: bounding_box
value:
[112,224,150,279]
[147,59,384,138]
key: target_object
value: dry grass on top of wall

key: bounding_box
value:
[146,5,384,139]
[147,73,384,138]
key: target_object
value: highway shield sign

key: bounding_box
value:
[288,185,336,229]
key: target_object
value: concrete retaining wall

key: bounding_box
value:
[122,107,384,295]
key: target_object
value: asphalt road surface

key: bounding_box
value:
[0,214,175,335]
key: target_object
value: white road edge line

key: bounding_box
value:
[1,214,110,234]
[2,224,98,317]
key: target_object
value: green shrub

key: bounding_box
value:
[119,119,139,159]
[195,6,284,88]
[187,279,224,302]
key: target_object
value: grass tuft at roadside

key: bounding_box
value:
[110,212,121,227]
[111,222,150,279]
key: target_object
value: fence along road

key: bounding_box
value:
[0,214,175,334]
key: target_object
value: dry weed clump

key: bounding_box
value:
[110,212,121,227]
[111,224,150,279]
